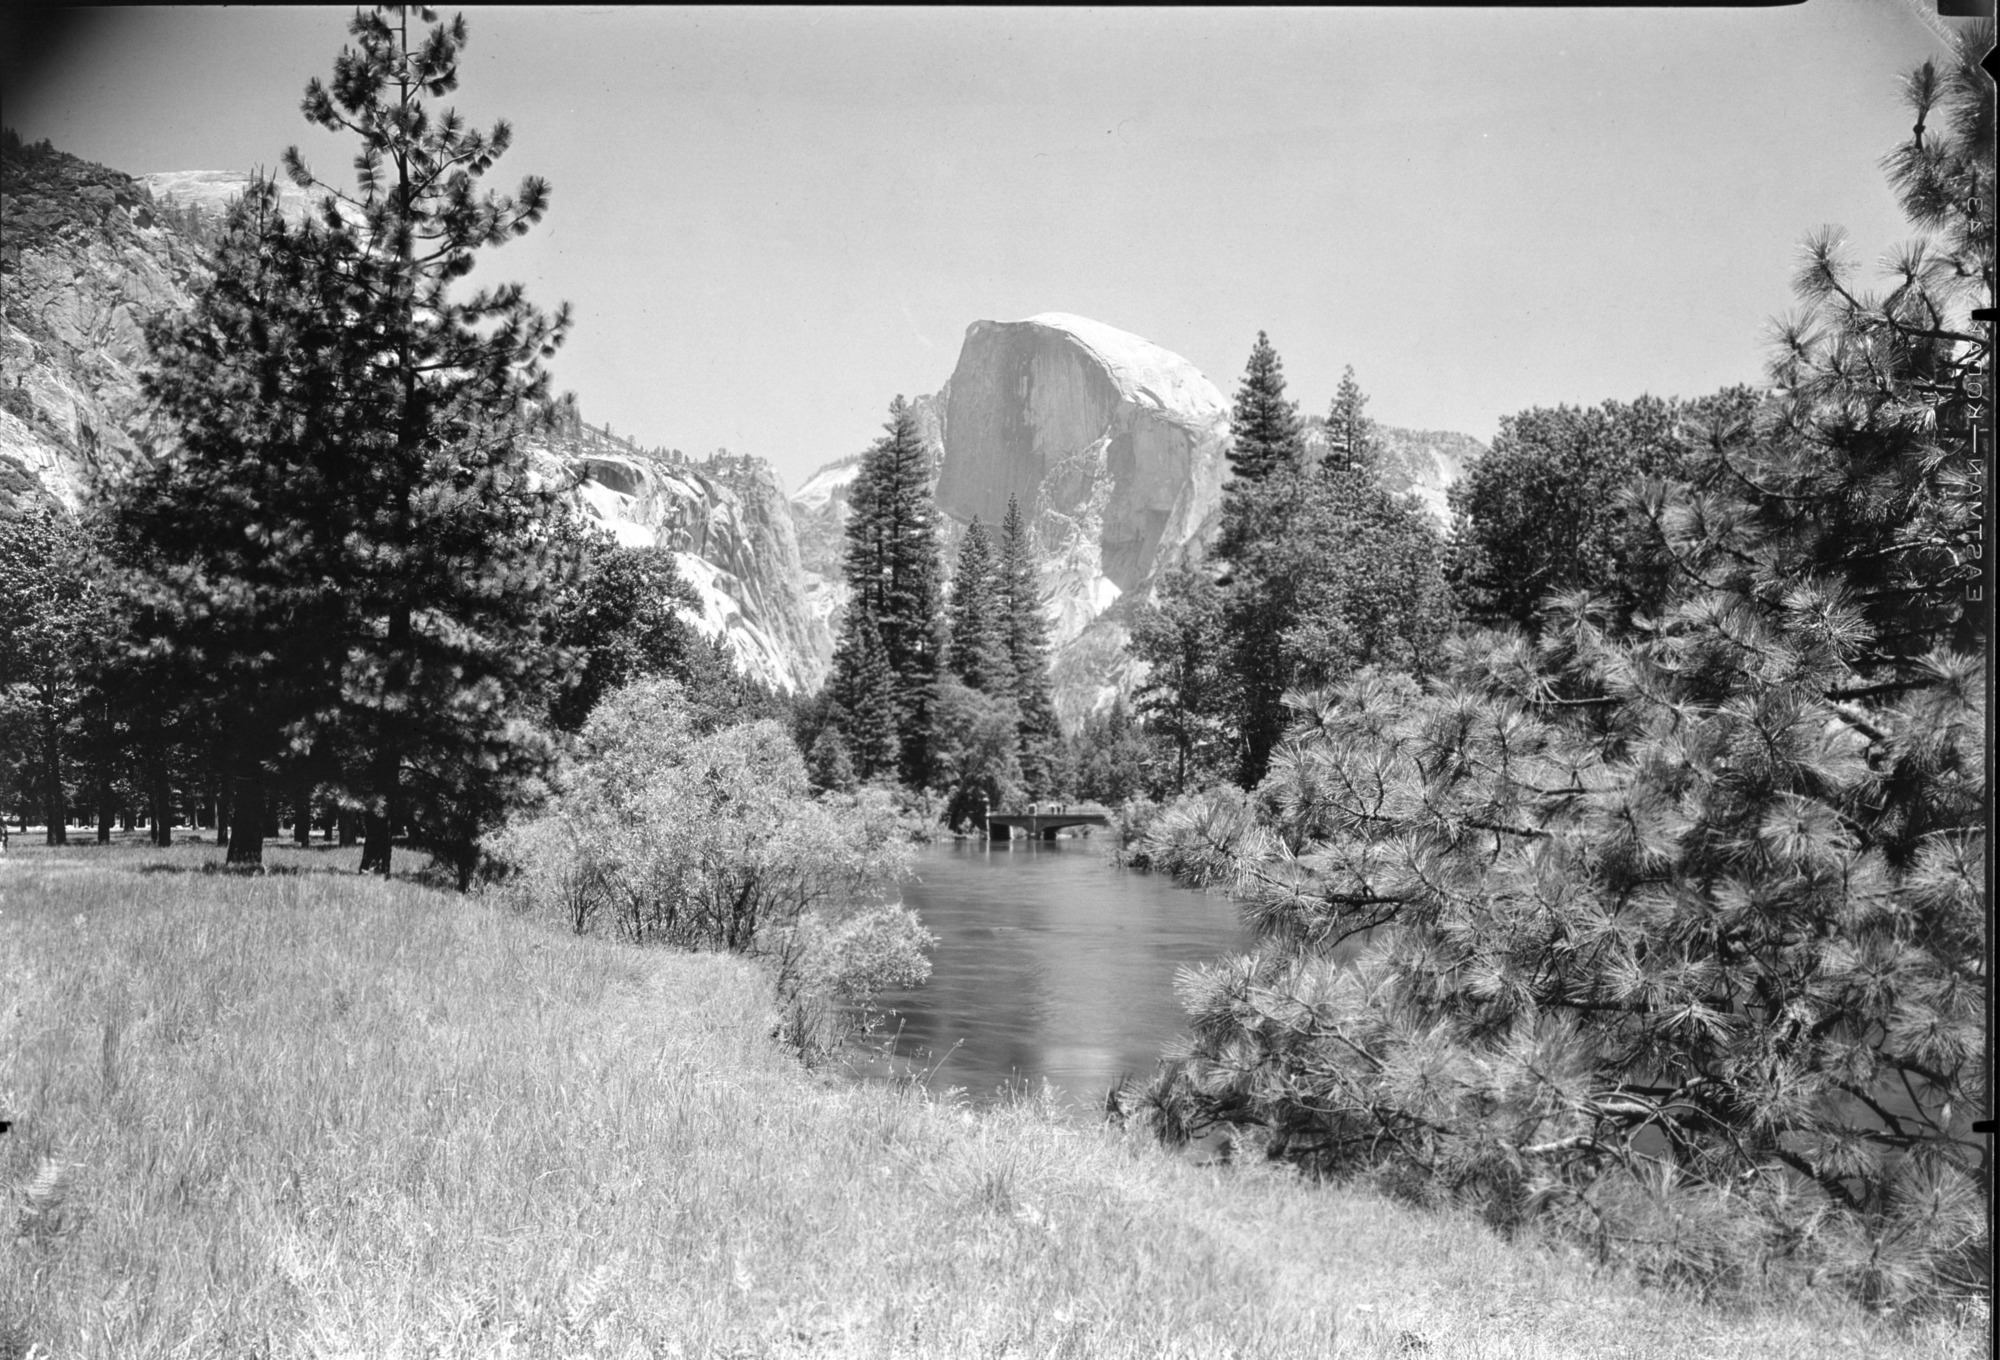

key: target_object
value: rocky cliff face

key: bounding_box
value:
[789,450,862,657]
[0,140,212,512]
[934,314,1229,638]
[525,423,831,694]
[931,314,1232,724]
[791,316,1232,725]
[2,147,824,693]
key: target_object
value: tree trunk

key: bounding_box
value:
[97,801,113,844]
[42,724,65,846]
[360,807,393,875]
[337,806,358,848]
[150,778,173,847]
[293,782,313,846]
[361,603,412,877]
[213,783,227,844]
[225,768,265,868]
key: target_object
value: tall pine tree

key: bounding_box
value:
[1222,332,1305,484]
[1321,364,1374,477]
[1215,332,1310,786]
[278,6,576,880]
[1214,330,1306,565]
[997,494,1059,796]
[114,180,358,867]
[944,516,1013,695]
[118,9,577,879]
[828,607,899,781]
[0,505,106,846]
[1129,559,1236,795]
[831,396,944,788]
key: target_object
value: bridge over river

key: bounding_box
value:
[982,808,1110,841]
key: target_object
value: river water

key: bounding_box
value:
[847,835,1255,1108]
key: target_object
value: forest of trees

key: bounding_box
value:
[1116,335,1454,797]
[0,10,779,880]
[1115,32,1990,1317]
[811,398,1063,825]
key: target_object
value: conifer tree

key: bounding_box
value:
[1321,364,1374,477]
[997,494,1059,794]
[805,725,857,794]
[112,181,357,867]
[828,607,899,782]
[1223,331,1306,485]
[1280,437,1454,688]
[119,10,576,879]
[1214,333,1313,786]
[1212,355,1457,785]
[1129,559,1236,794]
[832,396,944,788]
[275,5,575,879]
[0,505,105,845]
[944,516,1013,695]
[1214,330,1306,566]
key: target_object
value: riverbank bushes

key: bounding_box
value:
[2,840,1983,1358]
[492,678,932,1060]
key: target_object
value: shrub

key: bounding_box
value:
[492,678,930,1061]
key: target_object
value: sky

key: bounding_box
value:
[5,3,1981,493]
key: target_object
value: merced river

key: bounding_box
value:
[847,834,1256,1108]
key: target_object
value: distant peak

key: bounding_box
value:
[973,312,1226,423]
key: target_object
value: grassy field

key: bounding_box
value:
[1,836,1985,1359]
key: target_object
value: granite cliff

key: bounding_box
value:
[790,317,1231,724]
[0,139,211,511]
[525,422,831,694]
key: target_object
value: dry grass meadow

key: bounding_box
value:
[1,835,1986,1358]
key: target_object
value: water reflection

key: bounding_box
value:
[849,835,1254,1108]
